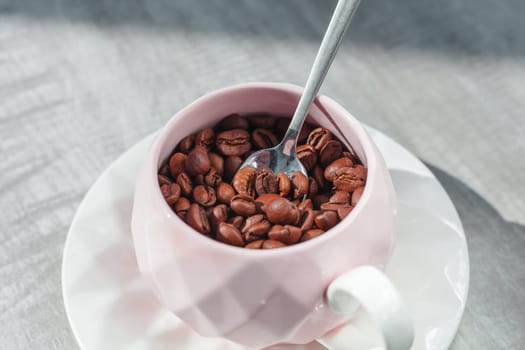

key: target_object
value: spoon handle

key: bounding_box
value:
[282,0,361,148]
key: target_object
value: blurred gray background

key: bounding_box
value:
[1,0,524,349]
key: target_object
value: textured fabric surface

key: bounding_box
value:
[1,0,524,349]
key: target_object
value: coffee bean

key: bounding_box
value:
[233,167,257,197]
[333,165,366,192]
[299,209,315,231]
[169,152,187,177]
[185,146,211,176]
[319,140,343,165]
[329,191,350,204]
[230,194,257,217]
[314,211,338,231]
[229,216,245,230]
[268,225,302,245]
[248,115,277,129]
[343,151,360,164]
[324,157,354,182]
[174,197,190,220]
[161,183,181,205]
[216,129,251,156]
[195,128,215,150]
[255,168,278,196]
[352,186,365,206]
[320,202,347,212]
[193,185,217,207]
[312,165,327,190]
[186,203,211,235]
[297,144,317,171]
[218,114,249,130]
[312,194,330,210]
[308,177,319,197]
[300,229,325,242]
[307,127,332,151]
[158,174,172,186]
[291,171,309,199]
[217,223,244,247]
[242,214,271,242]
[277,172,291,197]
[337,205,353,220]
[224,156,243,181]
[204,167,222,187]
[254,193,282,213]
[217,182,235,204]
[252,128,279,149]
[298,198,313,210]
[265,197,301,225]
[176,172,193,197]
[245,239,265,249]
[210,204,229,230]
[178,134,195,154]
[159,163,170,177]
[209,153,224,176]
[262,239,287,249]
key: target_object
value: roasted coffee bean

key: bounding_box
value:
[161,183,181,205]
[242,214,271,242]
[204,167,222,187]
[217,223,244,247]
[230,194,257,217]
[176,172,193,197]
[178,134,195,153]
[299,209,316,231]
[312,194,330,209]
[333,165,366,192]
[174,197,190,220]
[308,177,318,197]
[352,186,365,206]
[185,146,211,176]
[343,151,360,164]
[229,216,245,230]
[159,163,170,177]
[320,202,347,212]
[307,127,332,151]
[337,205,353,220]
[254,193,282,213]
[210,204,228,229]
[266,197,301,225]
[218,114,249,130]
[324,157,354,182]
[277,172,291,197]
[194,174,205,185]
[209,153,224,176]
[252,128,279,149]
[298,198,313,211]
[186,204,211,235]
[291,171,309,199]
[314,211,338,231]
[216,129,251,156]
[319,140,343,165]
[245,239,265,249]
[195,128,215,150]
[217,182,235,204]
[193,185,217,207]
[158,174,172,186]
[233,167,257,197]
[263,239,287,249]
[297,144,317,171]
[169,152,187,177]
[224,156,243,181]
[255,168,279,195]
[330,191,350,204]
[248,115,276,129]
[312,165,327,190]
[300,229,325,242]
[268,225,302,245]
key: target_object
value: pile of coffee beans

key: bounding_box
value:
[158,114,367,249]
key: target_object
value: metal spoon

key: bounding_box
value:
[240,0,361,177]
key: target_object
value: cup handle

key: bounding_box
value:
[318,265,414,350]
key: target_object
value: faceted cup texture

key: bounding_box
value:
[131,83,396,349]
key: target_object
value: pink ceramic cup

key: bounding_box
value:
[131,83,413,349]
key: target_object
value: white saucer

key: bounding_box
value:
[62,126,469,350]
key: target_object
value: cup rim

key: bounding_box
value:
[148,82,378,257]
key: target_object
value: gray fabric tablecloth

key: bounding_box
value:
[1,0,524,349]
